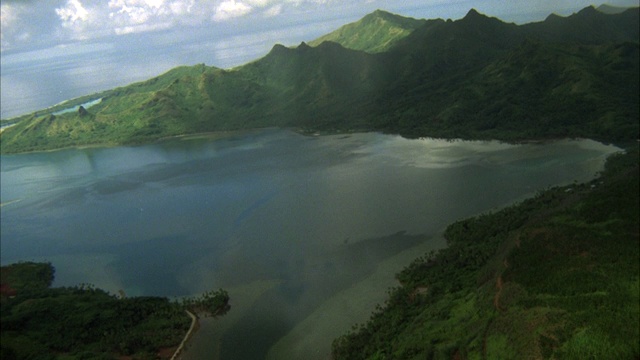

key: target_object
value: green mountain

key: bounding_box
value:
[1,7,638,153]
[358,7,639,140]
[307,9,429,53]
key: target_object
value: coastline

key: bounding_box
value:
[2,122,618,155]
[170,310,198,360]
[1,128,278,155]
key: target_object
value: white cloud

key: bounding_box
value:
[107,0,204,34]
[54,0,105,40]
[1,4,19,50]
[213,0,253,21]
[2,0,356,49]
[9,0,593,52]
[169,0,195,15]
[0,4,17,29]
[246,0,271,6]
[109,0,160,25]
[264,4,283,17]
[56,0,90,27]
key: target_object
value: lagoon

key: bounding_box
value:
[0,130,619,359]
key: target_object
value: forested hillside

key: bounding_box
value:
[0,262,230,359]
[331,144,639,359]
[1,6,638,153]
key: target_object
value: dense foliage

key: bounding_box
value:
[331,146,639,359]
[181,289,230,317]
[0,262,230,360]
[1,6,638,153]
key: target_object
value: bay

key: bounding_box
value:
[0,129,619,359]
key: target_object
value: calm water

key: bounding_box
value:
[0,130,619,359]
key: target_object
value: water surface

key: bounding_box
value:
[0,130,619,359]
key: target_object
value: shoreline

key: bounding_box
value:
[1,128,279,156]
[170,310,198,360]
[1,124,611,156]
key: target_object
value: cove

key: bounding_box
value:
[0,129,619,359]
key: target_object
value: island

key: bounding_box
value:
[0,4,638,359]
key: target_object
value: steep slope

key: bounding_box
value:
[1,6,638,153]
[367,8,639,141]
[308,10,429,53]
[332,144,640,359]
[237,41,391,128]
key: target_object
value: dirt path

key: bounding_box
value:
[493,257,511,311]
[171,310,197,360]
[493,275,504,311]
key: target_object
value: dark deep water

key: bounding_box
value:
[0,129,619,359]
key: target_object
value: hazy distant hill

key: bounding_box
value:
[1,6,638,153]
[521,5,639,44]
[597,3,635,14]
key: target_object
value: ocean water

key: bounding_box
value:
[0,129,619,359]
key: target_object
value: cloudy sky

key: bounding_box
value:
[1,0,638,118]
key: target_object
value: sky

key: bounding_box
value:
[1,0,639,119]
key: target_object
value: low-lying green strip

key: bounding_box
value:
[0,262,230,360]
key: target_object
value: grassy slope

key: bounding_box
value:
[332,145,639,360]
[307,10,429,53]
[1,8,638,153]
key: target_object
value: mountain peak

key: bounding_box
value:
[371,9,391,16]
[462,8,494,23]
[460,8,502,26]
[576,5,599,17]
[544,13,564,22]
[308,9,426,53]
[366,9,396,20]
[465,8,482,18]
[266,43,291,57]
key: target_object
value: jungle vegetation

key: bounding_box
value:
[331,144,639,359]
[0,262,229,360]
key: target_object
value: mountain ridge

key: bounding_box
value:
[1,6,638,153]
[307,9,428,53]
